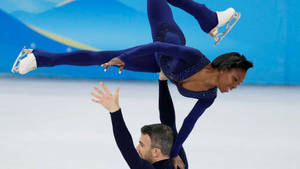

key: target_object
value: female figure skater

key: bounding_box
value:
[12,0,253,168]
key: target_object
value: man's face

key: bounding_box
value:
[136,134,154,162]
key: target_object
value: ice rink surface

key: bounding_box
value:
[1,76,299,169]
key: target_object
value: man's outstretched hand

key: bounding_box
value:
[91,81,120,112]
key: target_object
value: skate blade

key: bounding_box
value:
[11,46,27,73]
[214,12,241,46]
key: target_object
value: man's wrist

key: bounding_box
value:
[110,107,121,113]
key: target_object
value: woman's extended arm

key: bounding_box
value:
[170,98,215,158]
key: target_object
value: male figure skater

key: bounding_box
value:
[91,72,188,169]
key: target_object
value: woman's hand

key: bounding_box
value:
[101,57,125,74]
[159,70,168,81]
[171,156,185,169]
[91,81,120,112]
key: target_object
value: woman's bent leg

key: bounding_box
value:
[147,0,186,45]
[167,0,218,33]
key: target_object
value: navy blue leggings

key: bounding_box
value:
[33,46,161,73]
[149,0,217,38]
[33,0,217,73]
[166,0,218,33]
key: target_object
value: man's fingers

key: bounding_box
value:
[91,98,102,104]
[100,81,111,94]
[115,87,120,97]
[90,92,102,100]
[93,86,104,95]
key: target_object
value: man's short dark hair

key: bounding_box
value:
[212,52,253,71]
[141,124,173,156]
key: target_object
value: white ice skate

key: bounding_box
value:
[209,8,241,46]
[11,46,37,74]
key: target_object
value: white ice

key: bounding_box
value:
[0,77,299,169]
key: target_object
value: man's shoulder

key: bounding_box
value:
[152,159,173,169]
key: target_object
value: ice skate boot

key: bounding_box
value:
[209,8,241,46]
[11,46,37,74]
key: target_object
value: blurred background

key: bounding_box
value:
[0,0,299,169]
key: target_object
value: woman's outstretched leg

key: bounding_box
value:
[33,49,124,67]
[12,46,160,74]
[167,0,240,45]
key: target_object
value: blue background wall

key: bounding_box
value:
[0,0,299,84]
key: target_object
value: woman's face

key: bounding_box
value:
[218,69,247,93]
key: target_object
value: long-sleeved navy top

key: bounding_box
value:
[110,109,173,169]
[119,42,216,157]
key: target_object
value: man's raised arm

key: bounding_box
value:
[91,82,154,169]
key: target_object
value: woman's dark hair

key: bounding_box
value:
[211,52,253,71]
